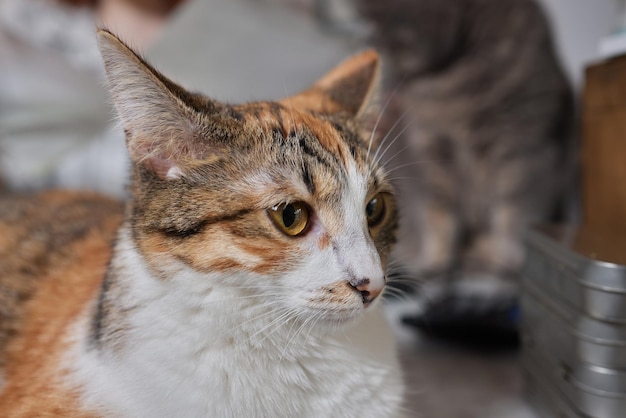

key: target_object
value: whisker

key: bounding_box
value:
[279,310,315,360]
[247,307,295,344]
[221,293,286,301]
[278,310,303,350]
[382,286,415,303]
[365,76,406,163]
[233,284,288,291]
[371,109,411,163]
[233,305,285,331]
[373,118,413,168]
[370,105,411,162]
[384,158,447,175]
[380,144,410,169]
[387,278,421,287]
[385,176,424,183]
[303,311,324,344]
[366,80,405,164]
[257,307,300,347]
[274,312,313,350]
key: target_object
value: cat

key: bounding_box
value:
[351,0,575,311]
[0,29,405,417]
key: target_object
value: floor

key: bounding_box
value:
[385,300,539,417]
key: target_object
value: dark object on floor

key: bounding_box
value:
[403,295,520,351]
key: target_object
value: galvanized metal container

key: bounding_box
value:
[521,225,626,418]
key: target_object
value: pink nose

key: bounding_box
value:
[349,277,385,306]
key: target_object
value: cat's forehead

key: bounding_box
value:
[196,100,384,212]
[231,101,368,169]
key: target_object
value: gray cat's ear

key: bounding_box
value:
[97,29,212,180]
[281,50,380,118]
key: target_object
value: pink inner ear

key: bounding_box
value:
[145,155,184,180]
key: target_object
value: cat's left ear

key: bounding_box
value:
[281,50,380,119]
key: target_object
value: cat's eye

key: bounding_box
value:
[366,193,386,227]
[268,202,310,236]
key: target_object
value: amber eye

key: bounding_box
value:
[268,202,310,236]
[366,193,386,227]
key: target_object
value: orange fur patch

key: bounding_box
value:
[318,233,332,250]
[0,195,122,417]
[138,216,305,277]
[314,281,360,305]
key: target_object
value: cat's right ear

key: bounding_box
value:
[97,29,212,180]
[281,50,380,120]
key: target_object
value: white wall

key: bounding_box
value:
[538,0,618,88]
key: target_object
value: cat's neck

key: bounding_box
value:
[73,224,403,417]
[92,224,319,354]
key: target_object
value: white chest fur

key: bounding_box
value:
[69,234,405,418]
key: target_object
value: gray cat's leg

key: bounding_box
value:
[392,129,460,278]
[465,145,559,282]
[464,203,525,278]
[417,201,459,274]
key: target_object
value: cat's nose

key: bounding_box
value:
[349,277,385,307]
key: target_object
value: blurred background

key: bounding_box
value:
[0,0,619,196]
[1,0,625,417]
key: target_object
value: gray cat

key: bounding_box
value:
[350,0,575,313]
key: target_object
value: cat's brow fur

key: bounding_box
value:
[0,30,404,417]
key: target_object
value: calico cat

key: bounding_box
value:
[352,0,574,306]
[0,29,405,417]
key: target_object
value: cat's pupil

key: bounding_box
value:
[283,204,298,227]
[366,198,378,217]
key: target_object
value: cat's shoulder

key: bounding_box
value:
[0,190,123,279]
[0,190,123,391]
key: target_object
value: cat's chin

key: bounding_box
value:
[302,304,371,329]
[296,297,365,327]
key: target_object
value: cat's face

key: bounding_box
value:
[98,30,396,326]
